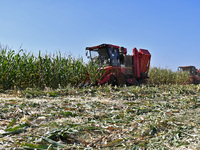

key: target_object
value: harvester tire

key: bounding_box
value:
[108,75,118,86]
[121,74,127,85]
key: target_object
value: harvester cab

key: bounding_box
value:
[86,44,151,85]
[86,44,123,67]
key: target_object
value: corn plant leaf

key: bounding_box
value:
[5,124,27,132]
[0,129,26,138]
[23,143,49,149]
[7,117,17,128]
[42,137,66,148]
[106,139,123,147]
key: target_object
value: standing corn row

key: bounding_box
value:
[147,67,190,85]
[0,45,99,90]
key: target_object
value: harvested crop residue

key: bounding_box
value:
[0,85,200,149]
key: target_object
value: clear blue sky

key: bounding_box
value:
[0,0,200,70]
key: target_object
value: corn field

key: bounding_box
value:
[0,45,199,149]
[147,67,190,85]
[0,45,103,90]
[0,45,191,90]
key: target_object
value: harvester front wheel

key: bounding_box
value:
[121,74,127,85]
[108,75,118,86]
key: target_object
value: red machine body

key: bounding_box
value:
[86,44,151,85]
[178,66,200,84]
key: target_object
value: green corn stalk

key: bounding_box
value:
[147,67,190,85]
[1,43,190,90]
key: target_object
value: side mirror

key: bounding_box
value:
[86,51,90,59]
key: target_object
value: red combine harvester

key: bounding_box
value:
[178,66,200,84]
[85,44,151,85]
